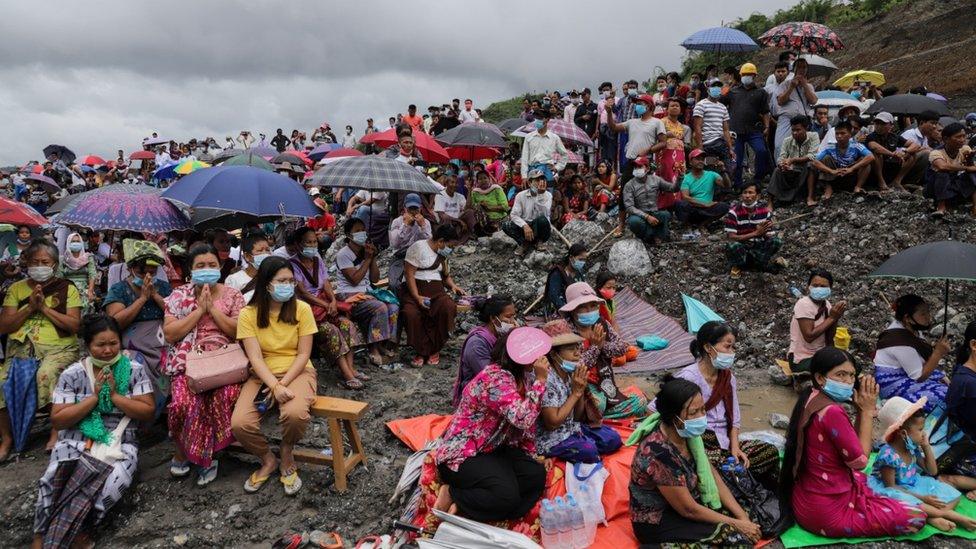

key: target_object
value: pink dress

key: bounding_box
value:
[792,403,926,537]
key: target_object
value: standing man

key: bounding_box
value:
[503,169,553,256]
[596,82,617,167]
[770,59,817,158]
[364,118,377,135]
[519,110,568,185]
[402,105,423,133]
[459,99,480,124]
[271,129,291,153]
[724,62,771,188]
[692,79,735,173]
[614,79,641,170]
[604,93,666,234]
[573,88,599,165]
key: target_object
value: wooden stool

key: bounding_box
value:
[293,396,369,492]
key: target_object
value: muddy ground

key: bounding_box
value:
[1,187,974,548]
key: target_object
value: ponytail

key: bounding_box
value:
[957,321,976,365]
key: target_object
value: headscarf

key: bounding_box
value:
[703,368,735,438]
[62,232,90,270]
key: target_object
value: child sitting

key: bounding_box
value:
[537,320,622,463]
[595,271,619,331]
[870,396,976,532]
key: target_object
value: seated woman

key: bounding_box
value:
[469,170,510,235]
[925,122,976,217]
[589,175,615,220]
[562,282,647,419]
[224,233,271,302]
[544,243,587,314]
[0,224,32,262]
[163,244,245,485]
[559,175,590,226]
[675,321,780,488]
[31,314,155,549]
[58,232,96,314]
[401,224,464,367]
[781,347,926,538]
[0,240,81,459]
[538,319,621,462]
[594,271,619,331]
[431,327,550,521]
[289,227,364,389]
[452,295,517,406]
[946,322,976,482]
[629,376,761,546]
[334,217,399,366]
[788,269,846,374]
[233,256,317,496]
[874,294,952,413]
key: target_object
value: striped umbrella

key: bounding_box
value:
[759,21,844,53]
[516,119,594,147]
[308,155,441,194]
[55,184,191,232]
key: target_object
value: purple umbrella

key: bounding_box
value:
[244,145,277,159]
[681,26,759,53]
[308,142,342,162]
[516,119,595,147]
[55,184,191,232]
[927,92,948,103]
[26,173,60,193]
[162,165,317,218]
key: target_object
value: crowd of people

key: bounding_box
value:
[3,51,976,547]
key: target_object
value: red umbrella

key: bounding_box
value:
[321,148,364,164]
[31,164,44,174]
[758,21,844,53]
[447,146,501,162]
[0,197,48,226]
[82,155,107,166]
[359,129,450,163]
[129,150,155,161]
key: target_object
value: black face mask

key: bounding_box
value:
[910,316,932,332]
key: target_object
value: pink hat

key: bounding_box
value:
[879,396,927,442]
[559,282,604,313]
[506,327,552,365]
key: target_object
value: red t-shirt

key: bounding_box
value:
[306,213,335,231]
[402,115,423,132]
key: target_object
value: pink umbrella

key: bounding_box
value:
[517,119,594,147]
[321,148,365,165]
[555,150,583,165]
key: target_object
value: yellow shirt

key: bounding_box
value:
[2,279,81,346]
[236,300,317,375]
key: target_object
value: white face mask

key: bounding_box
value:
[632,168,648,179]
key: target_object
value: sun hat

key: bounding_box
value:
[559,282,604,313]
[506,327,552,365]
[541,319,584,347]
[879,396,927,442]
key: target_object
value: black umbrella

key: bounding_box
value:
[211,148,243,163]
[271,152,307,165]
[498,117,530,134]
[42,144,76,164]
[798,54,838,79]
[868,238,976,332]
[865,94,950,117]
[434,122,507,148]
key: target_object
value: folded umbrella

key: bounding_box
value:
[865,94,950,116]
[0,197,48,226]
[162,165,317,218]
[359,128,451,163]
[2,357,38,452]
[308,155,441,194]
[42,144,76,164]
[681,26,759,53]
[56,184,191,232]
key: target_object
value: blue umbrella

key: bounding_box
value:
[161,165,317,218]
[153,163,179,181]
[2,357,38,452]
[308,143,341,162]
[816,90,857,101]
[681,27,759,53]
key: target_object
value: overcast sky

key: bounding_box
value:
[0,0,787,165]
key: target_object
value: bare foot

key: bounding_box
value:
[433,485,453,513]
[368,351,385,366]
[806,198,818,207]
[822,190,834,200]
[0,439,11,462]
[45,429,58,452]
[957,516,976,531]
[929,517,956,532]
[966,489,976,501]
[70,531,95,549]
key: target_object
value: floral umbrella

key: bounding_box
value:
[758,21,844,54]
[55,184,191,232]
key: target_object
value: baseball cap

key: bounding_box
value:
[635,94,655,104]
[707,78,723,87]
[404,193,422,209]
[689,149,705,159]
[633,156,651,167]
[965,112,976,123]
[527,168,545,180]
[873,112,895,124]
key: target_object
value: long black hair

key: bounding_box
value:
[957,321,976,366]
[779,347,855,516]
[689,320,733,360]
[475,295,513,324]
[250,256,297,328]
[654,374,702,430]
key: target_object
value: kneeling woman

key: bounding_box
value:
[676,321,780,488]
[781,347,926,538]
[233,256,318,496]
[33,315,155,549]
[629,376,761,545]
[401,224,465,367]
[538,320,621,462]
[431,327,551,521]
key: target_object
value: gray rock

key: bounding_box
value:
[769,413,790,430]
[523,251,555,270]
[488,230,517,251]
[173,534,189,546]
[560,220,605,247]
[767,364,792,386]
[226,504,242,519]
[607,239,651,277]
[456,245,477,255]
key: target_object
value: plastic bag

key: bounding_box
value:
[738,430,787,453]
[716,462,788,538]
[565,462,609,526]
[636,335,669,351]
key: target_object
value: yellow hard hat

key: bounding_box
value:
[739,62,758,76]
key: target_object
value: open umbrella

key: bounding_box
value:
[129,150,155,161]
[43,145,76,164]
[759,21,844,53]
[81,155,106,166]
[174,159,211,175]
[272,152,311,166]
[680,26,759,52]
[446,146,502,162]
[307,143,342,162]
[798,54,838,79]
[162,165,317,218]
[143,136,171,146]
[927,92,948,103]
[498,117,530,134]
[2,357,38,452]
[359,128,451,163]
[243,145,277,159]
[814,90,861,118]
[865,94,950,117]
[833,70,885,89]
[868,238,976,333]
[516,119,594,147]
[221,151,274,170]
[681,294,724,334]
[0,197,48,226]
[152,163,179,181]
[434,123,507,148]
[555,150,583,165]
[321,148,364,165]
[55,184,191,232]
[26,173,60,193]
[212,148,243,163]
[308,155,441,194]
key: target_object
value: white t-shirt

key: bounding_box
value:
[224,269,255,302]
[873,320,926,380]
[622,117,665,160]
[459,109,479,123]
[334,246,370,295]
[434,192,466,219]
[405,240,442,282]
[354,190,388,212]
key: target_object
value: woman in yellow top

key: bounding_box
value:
[0,240,81,460]
[232,255,317,496]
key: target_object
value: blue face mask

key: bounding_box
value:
[191,268,221,286]
[132,276,144,287]
[576,310,600,326]
[270,283,295,302]
[351,232,368,246]
[851,90,862,100]
[904,434,919,455]
[68,242,84,253]
[438,246,453,257]
[251,253,270,268]
[634,104,648,117]
[534,120,544,130]
[301,246,318,258]
[708,87,722,98]
[628,88,638,97]
[822,378,854,402]
[572,259,585,272]
[560,359,578,373]
[677,415,708,438]
[809,286,832,301]
[713,352,735,370]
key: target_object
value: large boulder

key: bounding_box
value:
[607,239,651,277]
[560,220,605,248]
[523,250,555,271]
[488,230,518,252]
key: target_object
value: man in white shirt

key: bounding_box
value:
[433,175,476,244]
[899,110,941,187]
[563,90,580,123]
[458,99,480,124]
[769,59,817,158]
[519,110,569,184]
[502,169,553,255]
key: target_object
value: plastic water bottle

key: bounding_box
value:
[540,499,559,548]
[553,496,572,548]
[575,485,598,544]
[565,494,587,548]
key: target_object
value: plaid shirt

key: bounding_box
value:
[615,95,639,121]
[724,200,775,241]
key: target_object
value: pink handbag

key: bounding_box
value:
[184,334,250,394]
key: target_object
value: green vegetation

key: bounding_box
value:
[481,94,544,124]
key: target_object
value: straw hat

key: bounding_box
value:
[879,396,927,442]
[559,282,604,313]
[541,319,584,347]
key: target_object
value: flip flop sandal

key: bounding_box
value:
[427,353,441,366]
[280,468,303,496]
[244,470,272,493]
[340,377,365,390]
[310,531,344,549]
[170,459,191,478]
[354,535,384,549]
[271,533,309,549]
[196,460,219,486]
[354,371,371,381]
[409,356,424,368]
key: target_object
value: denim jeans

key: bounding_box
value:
[733,131,771,187]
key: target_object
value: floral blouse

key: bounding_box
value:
[162,283,245,376]
[871,442,925,489]
[433,363,546,472]
[630,427,700,525]
[581,319,629,406]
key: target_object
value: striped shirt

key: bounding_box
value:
[692,99,729,145]
[724,200,775,240]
